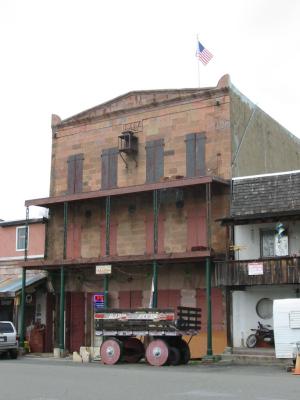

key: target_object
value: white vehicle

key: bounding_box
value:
[273,299,300,359]
[0,321,19,359]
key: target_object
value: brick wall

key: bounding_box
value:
[50,91,231,197]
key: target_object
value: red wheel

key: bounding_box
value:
[100,338,123,365]
[122,338,145,363]
[146,339,169,366]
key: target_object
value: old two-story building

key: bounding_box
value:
[216,170,300,349]
[0,218,48,338]
[22,74,300,358]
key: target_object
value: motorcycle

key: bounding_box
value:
[246,321,274,348]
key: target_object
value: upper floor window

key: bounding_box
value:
[16,226,28,251]
[67,154,84,194]
[185,133,206,177]
[101,148,118,190]
[260,229,288,258]
[145,139,164,183]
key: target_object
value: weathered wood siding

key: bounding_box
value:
[215,257,300,286]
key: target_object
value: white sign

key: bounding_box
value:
[248,262,264,276]
[95,265,112,275]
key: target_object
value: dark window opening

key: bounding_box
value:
[145,139,164,183]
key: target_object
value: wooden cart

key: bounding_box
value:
[94,306,201,366]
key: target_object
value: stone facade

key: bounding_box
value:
[24,74,300,357]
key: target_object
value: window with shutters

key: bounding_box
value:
[67,154,84,194]
[101,148,118,189]
[185,133,206,177]
[145,139,164,183]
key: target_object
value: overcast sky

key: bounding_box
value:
[0,0,299,220]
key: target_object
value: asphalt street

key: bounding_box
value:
[0,357,299,400]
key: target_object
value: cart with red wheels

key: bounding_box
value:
[96,306,201,366]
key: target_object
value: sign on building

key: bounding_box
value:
[248,262,264,276]
[95,265,112,275]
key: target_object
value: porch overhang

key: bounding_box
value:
[219,209,300,226]
[21,250,213,270]
[0,272,47,297]
[25,176,229,208]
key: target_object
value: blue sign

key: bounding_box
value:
[93,293,104,310]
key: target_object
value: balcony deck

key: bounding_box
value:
[215,256,300,286]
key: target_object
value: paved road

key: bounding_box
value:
[0,357,299,400]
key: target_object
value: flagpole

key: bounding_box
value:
[196,34,200,88]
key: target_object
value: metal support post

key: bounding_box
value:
[104,275,109,308]
[63,202,68,259]
[20,206,29,347]
[59,266,65,351]
[105,196,111,256]
[59,202,68,353]
[19,268,26,347]
[104,196,111,308]
[206,257,213,357]
[206,183,212,250]
[151,190,159,308]
[152,260,158,308]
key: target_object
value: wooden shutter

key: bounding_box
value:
[146,139,164,183]
[67,154,84,194]
[196,288,224,332]
[118,290,142,309]
[74,154,84,193]
[185,133,206,177]
[157,289,181,309]
[101,148,118,189]
[67,155,76,194]
[187,205,207,250]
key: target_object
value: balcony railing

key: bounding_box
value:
[215,256,300,286]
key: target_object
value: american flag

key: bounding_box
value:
[196,41,213,65]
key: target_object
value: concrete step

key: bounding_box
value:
[220,347,289,366]
[232,347,275,356]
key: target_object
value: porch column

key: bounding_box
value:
[104,196,111,307]
[59,266,65,351]
[152,189,159,308]
[20,206,29,347]
[59,201,68,352]
[206,257,213,356]
[19,268,26,347]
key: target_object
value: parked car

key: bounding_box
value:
[0,321,19,359]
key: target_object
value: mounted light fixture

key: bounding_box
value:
[118,130,138,155]
[118,130,138,168]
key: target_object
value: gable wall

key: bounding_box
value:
[230,86,300,177]
[50,92,231,197]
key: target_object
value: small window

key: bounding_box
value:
[16,226,28,251]
[260,229,288,258]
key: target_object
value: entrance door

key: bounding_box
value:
[66,292,85,353]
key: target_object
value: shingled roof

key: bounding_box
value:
[231,171,300,218]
